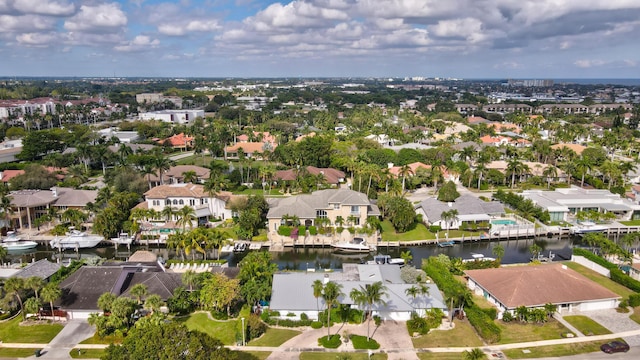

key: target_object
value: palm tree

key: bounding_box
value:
[574,155,594,188]
[349,281,388,341]
[129,283,148,305]
[312,279,323,318]
[152,149,174,185]
[4,277,25,319]
[161,206,176,223]
[440,209,459,237]
[321,281,343,338]
[176,206,196,232]
[182,170,198,184]
[206,228,228,261]
[400,250,413,265]
[25,277,44,301]
[182,270,199,292]
[506,158,528,189]
[492,244,505,261]
[463,348,486,360]
[41,283,62,321]
[167,232,186,261]
[398,164,414,193]
[144,294,163,314]
[97,292,116,314]
[542,165,558,189]
[529,244,542,261]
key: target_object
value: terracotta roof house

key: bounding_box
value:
[388,162,431,178]
[270,264,447,321]
[158,133,194,150]
[7,187,98,230]
[551,143,586,156]
[485,161,566,184]
[274,166,345,186]
[142,183,234,225]
[225,131,278,160]
[465,264,620,318]
[147,165,210,187]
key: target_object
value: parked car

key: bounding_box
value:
[600,341,629,353]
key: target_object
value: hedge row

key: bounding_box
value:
[466,305,502,344]
[573,248,640,292]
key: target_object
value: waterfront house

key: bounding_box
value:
[141,183,233,224]
[415,195,505,231]
[270,263,447,321]
[465,264,620,319]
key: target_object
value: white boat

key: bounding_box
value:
[1,231,38,251]
[233,242,247,252]
[368,254,405,266]
[249,242,262,250]
[50,229,104,250]
[332,237,374,253]
[110,232,134,246]
[570,221,608,235]
[462,253,496,263]
[220,244,234,253]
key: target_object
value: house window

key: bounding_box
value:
[350,206,359,215]
[172,200,178,205]
[353,218,360,226]
[179,200,184,205]
[316,210,327,219]
[189,199,195,206]
[333,204,340,210]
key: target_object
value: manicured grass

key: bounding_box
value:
[412,319,483,348]
[176,313,238,345]
[620,220,640,226]
[417,353,465,360]
[380,220,433,241]
[247,328,300,347]
[496,320,569,344]
[563,262,636,298]
[350,334,380,350]
[70,348,106,359]
[300,352,388,360]
[562,315,612,335]
[234,188,285,196]
[175,155,215,166]
[503,341,603,359]
[234,351,272,360]
[629,306,640,324]
[0,348,41,357]
[79,333,124,345]
[318,334,341,348]
[0,316,64,343]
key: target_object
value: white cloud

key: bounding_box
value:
[574,59,606,68]
[13,0,75,16]
[64,3,127,32]
[158,19,221,36]
[0,14,55,32]
[16,31,59,46]
[114,35,160,52]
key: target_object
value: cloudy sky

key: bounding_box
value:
[1,0,639,78]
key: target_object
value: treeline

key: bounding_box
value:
[493,189,550,223]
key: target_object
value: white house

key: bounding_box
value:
[142,183,233,223]
[139,110,204,124]
[270,264,447,321]
[415,195,505,230]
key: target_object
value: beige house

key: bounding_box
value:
[266,189,380,242]
[142,183,233,224]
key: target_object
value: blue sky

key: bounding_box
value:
[0,0,639,78]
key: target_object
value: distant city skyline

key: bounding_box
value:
[1,0,639,78]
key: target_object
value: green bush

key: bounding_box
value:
[277,226,292,236]
[628,294,640,307]
[246,314,266,341]
[466,305,501,344]
[318,334,341,348]
[300,313,309,321]
[210,310,229,320]
[428,225,441,233]
[482,307,497,320]
[308,226,318,235]
[350,335,380,350]
[407,312,430,335]
[311,321,323,329]
[501,311,513,322]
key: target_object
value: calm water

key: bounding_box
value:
[11,236,576,270]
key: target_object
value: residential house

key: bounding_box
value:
[387,162,431,178]
[147,165,210,187]
[139,110,203,124]
[274,166,345,187]
[224,131,278,160]
[142,183,233,224]
[551,143,587,156]
[8,187,98,230]
[0,139,23,164]
[479,135,530,147]
[158,133,194,151]
[482,104,533,114]
[270,264,447,321]
[465,264,620,319]
[485,161,566,184]
[521,187,640,222]
[415,195,505,231]
[266,189,380,238]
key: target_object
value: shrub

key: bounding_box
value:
[277,226,292,236]
[311,321,323,329]
[373,315,381,327]
[628,294,640,307]
[300,313,309,321]
[308,226,318,235]
[482,307,498,320]
[407,313,430,335]
[350,335,380,350]
[428,225,441,233]
[210,310,229,320]
[573,248,640,292]
[246,314,267,341]
[466,305,501,344]
[501,311,513,322]
[286,312,296,317]
[318,334,341,348]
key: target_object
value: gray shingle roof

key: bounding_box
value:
[267,189,373,219]
[13,259,61,280]
[415,195,505,222]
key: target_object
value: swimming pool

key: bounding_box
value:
[491,219,517,225]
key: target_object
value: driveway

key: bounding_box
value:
[35,320,96,359]
[564,309,640,346]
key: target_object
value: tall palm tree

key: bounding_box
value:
[25,277,44,301]
[41,283,62,321]
[574,155,594,188]
[182,170,198,184]
[312,280,323,319]
[4,277,25,319]
[207,228,228,261]
[182,270,199,292]
[144,294,163,314]
[542,165,558,189]
[463,348,486,360]
[129,283,148,305]
[398,164,414,193]
[506,158,528,189]
[321,281,343,339]
[161,206,176,223]
[349,281,388,341]
[152,149,174,185]
[176,206,196,232]
[440,209,459,237]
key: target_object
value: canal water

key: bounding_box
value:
[9,236,577,270]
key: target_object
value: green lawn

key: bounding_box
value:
[412,319,483,348]
[234,351,272,360]
[620,220,640,226]
[175,155,215,166]
[0,316,64,343]
[380,220,432,241]
[496,320,569,344]
[233,188,285,196]
[562,315,611,335]
[417,353,465,360]
[563,262,636,298]
[0,348,41,357]
[629,306,640,324]
[70,348,106,359]
[503,341,603,359]
[176,313,238,345]
[300,352,387,360]
[248,328,301,347]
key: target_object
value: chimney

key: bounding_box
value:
[51,187,57,197]
[447,202,452,207]
[323,273,330,284]
[387,163,394,169]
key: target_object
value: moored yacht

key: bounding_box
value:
[1,231,38,251]
[332,237,375,253]
[50,228,104,250]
